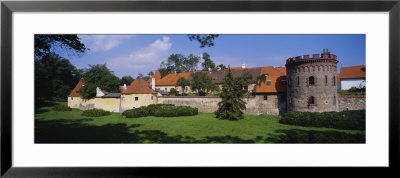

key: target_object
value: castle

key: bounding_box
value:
[68,50,364,115]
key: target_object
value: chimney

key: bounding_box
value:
[242,63,246,69]
[124,84,127,89]
[151,78,155,90]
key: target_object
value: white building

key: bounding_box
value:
[338,65,366,90]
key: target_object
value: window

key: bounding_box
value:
[165,88,167,91]
[288,79,292,86]
[281,80,287,85]
[297,76,300,86]
[308,96,315,105]
[266,80,271,86]
[325,75,328,86]
[289,98,292,104]
[70,97,73,100]
[151,96,154,100]
[332,76,336,86]
[333,96,336,105]
[308,76,315,85]
[264,95,268,100]
[135,97,139,101]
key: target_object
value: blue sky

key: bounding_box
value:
[59,34,365,78]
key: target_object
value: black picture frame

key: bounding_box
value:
[1,0,399,177]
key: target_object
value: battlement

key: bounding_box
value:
[286,49,337,64]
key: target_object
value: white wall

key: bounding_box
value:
[340,78,366,90]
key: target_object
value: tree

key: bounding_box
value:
[120,76,134,85]
[190,72,217,94]
[161,54,200,73]
[216,68,247,120]
[35,35,88,59]
[216,64,227,70]
[176,77,190,94]
[147,71,154,77]
[235,71,253,94]
[78,64,120,99]
[201,52,216,71]
[168,88,179,96]
[256,74,269,87]
[188,35,219,48]
[158,68,171,79]
[35,53,82,101]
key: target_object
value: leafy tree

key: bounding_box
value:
[256,74,269,87]
[201,52,216,71]
[168,88,179,96]
[216,64,227,70]
[35,35,87,59]
[188,35,219,48]
[137,73,144,78]
[78,64,120,99]
[161,54,200,73]
[190,72,217,93]
[147,71,154,77]
[35,53,82,101]
[158,68,171,79]
[176,77,190,94]
[216,68,246,120]
[120,76,134,85]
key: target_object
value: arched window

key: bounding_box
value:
[309,76,315,85]
[308,96,315,105]
[297,76,300,86]
[332,76,336,86]
[325,75,328,86]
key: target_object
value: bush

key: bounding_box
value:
[52,104,72,111]
[82,109,111,117]
[280,110,365,130]
[168,88,179,96]
[122,104,198,118]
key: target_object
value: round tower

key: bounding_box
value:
[285,49,339,112]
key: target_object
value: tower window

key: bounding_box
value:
[332,76,336,86]
[297,76,299,86]
[264,95,268,100]
[325,75,328,86]
[308,96,315,105]
[281,80,287,85]
[309,76,315,85]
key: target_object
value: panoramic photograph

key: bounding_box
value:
[34,34,366,143]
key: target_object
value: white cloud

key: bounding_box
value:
[78,35,134,52]
[107,36,172,76]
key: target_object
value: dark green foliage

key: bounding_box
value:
[235,71,253,94]
[52,104,72,111]
[35,35,87,58]
[216,68,246,120]
[190,72,217,93]
[147,71,154,77]
[122,104,197,118]
[154,106,198,117]
[35,53,82,101]
[78,64,121,99]
[217,64,227,70]
[188,34,219,48]
[176,77,190,93]
[270,129,365,143]
[81,109,111,117]
[256,74,269,87]
[160,54,200,73]
[201,52,216,71]
[158,68,171,79]
[168,88,179,96]
[120,76,134,85]
[280,110,366,130]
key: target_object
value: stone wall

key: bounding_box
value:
[338,95,366,111]
[157,94,286,116]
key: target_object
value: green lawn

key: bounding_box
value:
[35,103,365,143]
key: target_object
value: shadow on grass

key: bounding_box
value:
[35,118,365,144]
[265,129,365,143]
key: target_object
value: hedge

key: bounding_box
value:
[52,104,72,111]
[122,104,198,118]
[280,110,365,130]
[82,109,111,117]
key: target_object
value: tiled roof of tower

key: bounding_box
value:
[256,67,287,93]
[339,65,366,79]
[155,72,191,86]
[68,79,84,98]
[122,78,157,94]
[147,71,162,83]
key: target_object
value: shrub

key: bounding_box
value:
[154,105,198,117]
[82,109,111,117]
[168,88,179,96]
[280,110,365,130]
[52,104,72,111]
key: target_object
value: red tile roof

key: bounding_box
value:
[256,67,287,93]
[68,79,84,98]
[147,72,162,83]
[339,65,366,79]
[155,72,191,86]
[122,78,157,94]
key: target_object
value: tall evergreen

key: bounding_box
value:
[216,68,246,120]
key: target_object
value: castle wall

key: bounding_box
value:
[338,95,366,111]
[157,94,286,116]
[68,97,121,112]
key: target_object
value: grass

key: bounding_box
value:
[35,102,365,143]
[338,90,365,95]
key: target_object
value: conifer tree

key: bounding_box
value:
[216,68,246,120]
